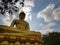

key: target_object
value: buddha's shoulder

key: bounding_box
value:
[13,19,19,21]
[24,21,29,24]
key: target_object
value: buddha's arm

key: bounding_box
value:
[10,20,15,27]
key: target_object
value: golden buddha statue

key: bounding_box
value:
[10,12,30,31]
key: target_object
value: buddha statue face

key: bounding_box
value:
[19,12,25,20]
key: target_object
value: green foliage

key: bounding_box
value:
[42,32,60,45]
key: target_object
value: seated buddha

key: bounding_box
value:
[10,12,30,31]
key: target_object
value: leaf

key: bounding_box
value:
[14,0,19,2]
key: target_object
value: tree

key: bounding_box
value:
[42,32,60,45]
[0,0,25,15]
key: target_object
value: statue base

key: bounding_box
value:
[0,25,41,45]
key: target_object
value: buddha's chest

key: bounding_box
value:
[15,21,26,26]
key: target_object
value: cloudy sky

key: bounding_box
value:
[0,0,60,34]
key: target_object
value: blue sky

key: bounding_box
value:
[26,0,60,34]
[0,0,60,34]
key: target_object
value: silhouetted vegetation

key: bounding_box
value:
[42,32,60,45]
[0,0,25,15]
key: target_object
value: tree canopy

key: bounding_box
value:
[42,32,60,45]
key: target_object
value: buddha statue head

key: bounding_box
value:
[19,12,26,20]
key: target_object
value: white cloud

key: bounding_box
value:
[31,28,54,34]
[42,22,56,29]
[0,12,17,26]
[53,8,60,20]
[29,15,32,20]
[37,4,60,22]
[24,0,34,7]
[41,22,56,34]
[31,22,56,34]
[22,7,31,13]
[40,28,54,34]
[0,14,10,26]
[25,13,32,20]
